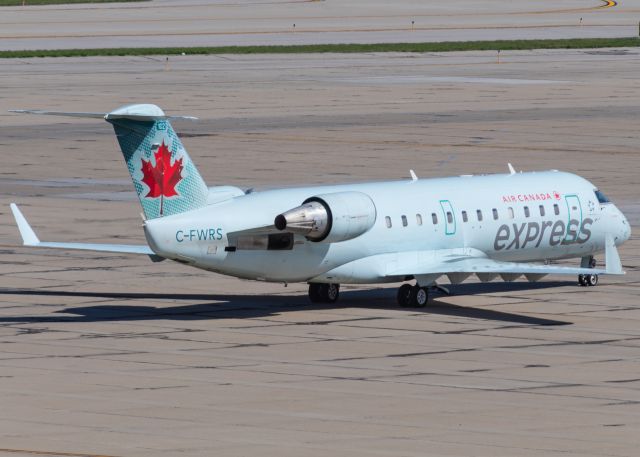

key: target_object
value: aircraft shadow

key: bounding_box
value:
[0,283,572,326]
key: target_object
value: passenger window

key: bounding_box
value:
[462,210,468,222]
[401,215,408,227]
[492,208,498,220]
[476,209,483,222]
[385,216,392,228]
[416,214,423,226]
[508,207,514,219]
[524,206,530,217]
[554,204,559,215]
[432,213,438,224]
[539,205,545,217]
[446,212,453,224]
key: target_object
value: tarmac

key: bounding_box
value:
[0,46,639,457]
[0,0,638,50]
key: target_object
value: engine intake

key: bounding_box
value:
[275,191,376,243]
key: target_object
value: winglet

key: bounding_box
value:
[508,163,516,175]
[409,169,418,181]
[9,204,40,246]
[605,234,624,274]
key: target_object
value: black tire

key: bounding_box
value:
[586,274,598,287]
[325,283,340,303]
[414,286,429,307]
[397,284,413,307]
[309,283,340,303]
[308,283,323,303]
[578,274,586,287]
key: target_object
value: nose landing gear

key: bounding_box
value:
[578,256,598,287]
[578,273,598,287]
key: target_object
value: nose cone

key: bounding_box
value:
[621,214,631,243]
[615,206,631,245]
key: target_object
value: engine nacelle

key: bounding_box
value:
[274,191,376,243]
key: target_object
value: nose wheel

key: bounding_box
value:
[578,274,598,287]
[578,256,598,287]
[397,284,429,307]
[308,283,340,303]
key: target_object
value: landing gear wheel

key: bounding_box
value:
[308,283,340,303]
[324,283,340,303]
[414,287,429,307]
[585,274,598,287]
[578,274,586,287]
[397,284,413,307]
[397,284,429,307]
[308,283,323,303]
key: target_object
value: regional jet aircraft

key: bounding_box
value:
[9,104,631,306]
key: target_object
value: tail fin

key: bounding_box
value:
[106,104,208,220]
[11,104,208,220]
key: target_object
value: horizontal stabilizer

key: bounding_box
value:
[9,109,105,119]
[10,104,197,122]
[10,204,158,258]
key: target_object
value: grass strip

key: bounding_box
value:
[1,37,639,58]
[0,0,147,5]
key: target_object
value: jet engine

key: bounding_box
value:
[274,191,376,243]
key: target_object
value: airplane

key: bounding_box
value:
[9,104,631,307]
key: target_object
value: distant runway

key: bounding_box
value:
[0,48,639,456]
[0,0,637,50]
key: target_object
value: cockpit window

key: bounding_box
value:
[594,190,610,204]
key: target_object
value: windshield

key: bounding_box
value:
[594,189,610,204]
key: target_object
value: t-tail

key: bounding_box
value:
[10,104,208,220]
[107,105,208,219]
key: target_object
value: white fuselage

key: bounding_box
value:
[143,171,630,283]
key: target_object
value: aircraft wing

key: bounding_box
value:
[10,204,161,260]
[385,246,623,279]
[388,254,606,277]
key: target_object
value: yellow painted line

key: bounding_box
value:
[0,450,119,457]
[597,0,617,9]
[0,0,618,21]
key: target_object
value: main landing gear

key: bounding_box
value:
[578,256,598,287]
[308,283,340,303]
[397,283,429,308]
[307,282,434,307]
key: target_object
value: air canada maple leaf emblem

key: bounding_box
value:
[141,141,183,199]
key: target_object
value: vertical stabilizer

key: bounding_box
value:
[106,104,208,220]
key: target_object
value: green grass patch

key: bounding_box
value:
[0,0,148,5]
[1,37,639,58]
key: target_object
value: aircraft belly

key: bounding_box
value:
[215,243,362,282]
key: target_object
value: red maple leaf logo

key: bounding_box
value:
[141,141,183,199]
[553,191,561,200]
